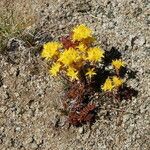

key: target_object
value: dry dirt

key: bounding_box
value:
[0,0,150,150]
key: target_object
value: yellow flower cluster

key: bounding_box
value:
[66,67,78,81]
[41,42,62,60]
[86,47,104,62]
[58,48,79,66]
[41,24,104,81]
[101,76,124,92]
[100,59,126,91]
[112,59,126,70]
[49,63,61,76]
[72,24,92,41]
[85,68,96,79]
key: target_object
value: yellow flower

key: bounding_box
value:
[41,42,62,60]
[58,48,79,66]
[101,77,114,91]
[72,24,92,41]
[76,42,87,52]
[112,59,125,70]
[66,67,79,81]
[86,47,104,62]
[49,62,61,76]
[112,76,124,87]
[86,68,96,79]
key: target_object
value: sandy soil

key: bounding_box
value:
[0,0,149,150]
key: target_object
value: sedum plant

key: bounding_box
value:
[41,24,136,126]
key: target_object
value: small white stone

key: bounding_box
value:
[134,36,145,46]
[14,92,20,97]
[78,127,84,134]
[15,126,21,132]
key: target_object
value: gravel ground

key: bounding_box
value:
[0,0,149,150]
